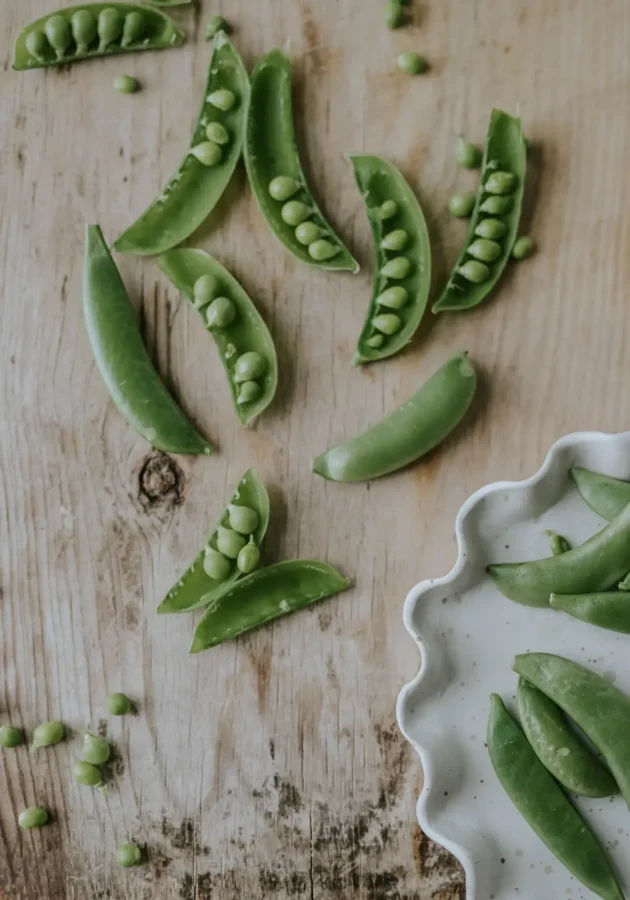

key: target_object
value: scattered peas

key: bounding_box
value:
[107,693,131,716]
[474,218,508,240]
[458,260,490,283]
[512,235,535,260]
[206,297,236,329]
[376,286,408,309]
[381,257,411,279]
[467,238,502,263]
[25,30,48,60]
[233,351,266,383]
[485,170,516,194]
[117,842,142,868]
[237,540,260,574]
[0,726,22,748]
[190,142,223,167]
[397,52,426,76]
[448,192,475,218]
[373,313,402,335]
[98,8,123,50]
[18,807,49,829]
[193,274,215,308]
[308,239,339,262]
[384,0,404,29]
[479,195,513,215]
[268,176,300,202]
[216,526,247,559]
[236,381,262,405]
[208,89,236,111]
[382,229,409,251]
[455,138,482,169]
[366,334,385,348]
[113,74,138,95]
[71,10,97,51]
[281,201,311,226]
[121,11,145,47]
[205,15,229,40]
[379,200,398,221]
[32,721,64,749]
[72,761,102,787]
[45,15,72,58]
[295,221,323,245]
[228,504,259,535]
[205,122,229,145]
[81,732,110,765]
[203,548,232,581]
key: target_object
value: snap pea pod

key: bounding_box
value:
[514,653,630,814]
[487,694,623,900]
[571,467,630,521]
[158,249,278,426]
[114,32,249,256]
[349,155,431,364]
[432,109,526,313]
[83,225,212,456]
[517,678,618,797]
[190,560,349,653]
[244,50,358,273]
[143,0,191,5]
[551,592,630,634]
[158,469,269,614]
[13,3,183,70]
[313,352,476,483]
[488,500,630,607]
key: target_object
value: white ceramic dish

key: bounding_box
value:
[397,431,630,900]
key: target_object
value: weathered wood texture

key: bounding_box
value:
[1,0,629,897]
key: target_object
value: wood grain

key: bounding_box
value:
[1,0,629,896]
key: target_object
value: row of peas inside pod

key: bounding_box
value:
[203,503,261,582]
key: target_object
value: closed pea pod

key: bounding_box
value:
[550,592,630,634]
[71,10,97,50]
[570,467,630,521]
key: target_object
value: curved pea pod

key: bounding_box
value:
[487,694,624,900]
[550,591,630,634]
[158,249,278,426]
[517,678,618,797]
[487,500,630,607]
[13,3,183,70]
[349,155,431,365]
[244,49,358,273]
[158,469,269,614]
[433,109,526,313]
[313,352,476,483]
[571,466,630,521]
[83,225,211,455]
[190,560,349,653]
[114,33,249,256]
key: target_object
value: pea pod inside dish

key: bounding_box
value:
[571,466,630,521]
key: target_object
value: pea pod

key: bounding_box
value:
[517,678,618,797]
[14,3,183,70]
[83,225,212,456]
[158,470,269,614]
[432,109,526,313]
[550,592,630,634]
[487,694,623,900]
[244,50,358,273]
[114,33,249,256]
[158,249,277,426]
[313,352,476,482]
[488,500,630,607]
[190,560,349,653]
[349,156,431,364]
[571,466,630,521]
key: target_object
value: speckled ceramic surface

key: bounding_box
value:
[397,431,630,900]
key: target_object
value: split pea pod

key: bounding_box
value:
[550,592,630,634]
[571,467,630,521]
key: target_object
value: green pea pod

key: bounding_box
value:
[487,694,623,900]
[114,33,249,256]
[83,225,212,456]
[514,653,630,816]
[550,591,630,634]
[158,249,278,426]
[488,501,630,607]
[244,50,358,273]
[433,109,526,313]
[142,0,191,5]
[517,678,618,797]
[313,352,476,482]
[158,469,269,614]
[190,560,349,653]
[349,155,431,365]
[571,467,630,521]
[13,3,183,70]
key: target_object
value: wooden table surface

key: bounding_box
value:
[2,0,630,897]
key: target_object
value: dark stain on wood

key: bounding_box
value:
[137,451,184,514]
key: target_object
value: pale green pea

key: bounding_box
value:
[268,176,300,202]
[512,235,535,260]
[237,541,260,575]
[467,239,501,263]
[233,351,266,383]
[113,75,138,95]
[205,15,229,39]
[205,122,229,145]
[281,201,311,226]
[26,30,49,60]
[107,693,131,716]
[216,526,247,560]
[474,218,507,240]
[384,0,403,28]
[295,221,323,245]
[82,732,110,765]
[382,229,408,251]
[366,334,385,348]
[71,10,97,51]
[18,807,49,829]
[228,504,259,535]
[448,192,475,218]
[98,8,123,49]
[121,11,145,47]
[193,274,215,308]
[455,137,482,169]
[203,548,232,581]
[117,843,142,867]
[379,200,398,220]
[45,15,72,57]
[376,286,408,309]
[485,171,516,194]
[72,761,102,787]
[308,239,339,261]
[236,381,262,405]
[0,726,22,748]
[208,89,236,111]
[32,721,64,749]
[373,313,402,335]
[397,52,427,75]
[458,260,490,283]
[381,257,411,279]
[190,142,222,167]
[206,297,236,329]
[479,195,513,215]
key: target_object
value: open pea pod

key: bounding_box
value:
[13,3,183,70]
[158,469,270,614]
[349,156,431,365]
[158,249,278,426]
[114,32,249,256]
[571,467,630,521]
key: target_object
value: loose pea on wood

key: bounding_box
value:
[117,843,142,868]
[81,732,110,765]
[448,192,475,218]
[397,52,426,75]
[456,137,482,169]
[384,0,404,28]
[72,761,102,787]
[512,235,535,260]
[113,74,138,94]
[18,807,49,829]
[107,692,131,715]
[32,721,64,749]
[205,15,228,40]
[0,726,22,748]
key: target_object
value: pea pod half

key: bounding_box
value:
[488,500,630,607]
[487,694,623,900]
[158,249,278,426]
[158,469,269,614]
[432,109,526,313]
[349,155,431,364]
[14,3,183,70]
[313,352,476,482]
[190,560,349,653]
[244,50,358,273]
[83,225,211,455]
[571,467,630,521]
[114,32,249,256]
[551,592,630,634]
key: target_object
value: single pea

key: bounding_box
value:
[295,221,323,245]
[379,200,398,221]
[228,504,259,535]
[44,15,72,58]
[113,75,138,95]
[382,229,408,251]
[381,257,411,279]
[458,260,490,283]
[205,122,230,146]
[233,351,266,383]
[193,274,215,308]
[455,137,482,169]
[81,732,110,765]
[71,10,97,51]
[25,30,49,60]
[205,15,229,40]
[484,171,516,194]
[366,334,385,349]
[203,548,232,581]
[32,721,64,749]
[237,541,260,575]
[208,89,236,111]
[0,726,22,748]
[107,693,131,716]
[121,11,145,47]
[97,8,123,49]
[236,381,262,405]
[397,52,427,76]
[448,192,475,218]
[376,286,408,309]
[512,235,535,260]
[474,218,507,240]
[216,526,247,560]
[384,0,403,28]
[72,761,102,787]
[190,142,222,167]
[281,201,311,226]
[308,239,340,262]
[467,239,502,263]
[372,314,402,335]
[206,297,236,329]
[18,807,49,829]
[117,843,142,868]
[268,176,300,202]
[479,195,513,215]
